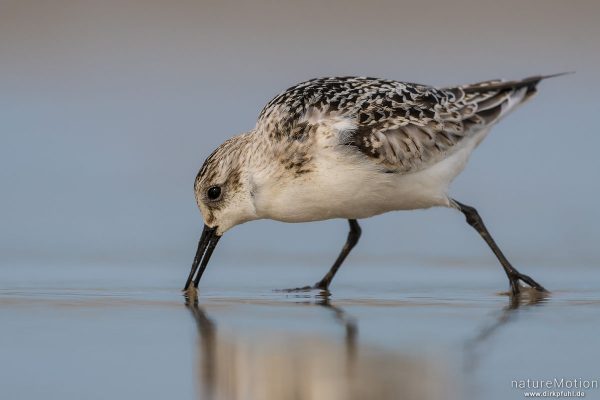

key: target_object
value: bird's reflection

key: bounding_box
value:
[185,295,217,400]
[317,296,358,364]
[184,292,457,400]
[464,290,549,372]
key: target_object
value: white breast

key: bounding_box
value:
[255,127,488,223]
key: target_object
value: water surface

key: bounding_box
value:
[2,262,599,399]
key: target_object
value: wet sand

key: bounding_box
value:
[1,262,599,399]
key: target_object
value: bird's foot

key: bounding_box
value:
[183,286,199,304]
[277,285,313,293]
[508,272,547,296]
[277,281,331,295]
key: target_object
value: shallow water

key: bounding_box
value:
[1,262,599,400]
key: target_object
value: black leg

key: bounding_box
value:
[314,219,362,290]
[452,199,547,295]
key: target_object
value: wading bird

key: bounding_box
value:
[185,74,566,295]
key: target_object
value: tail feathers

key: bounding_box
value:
[460,72,573,95]
[449,72,572,127]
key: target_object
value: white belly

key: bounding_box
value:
[257,131,486,223]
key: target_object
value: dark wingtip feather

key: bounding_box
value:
[462,72,574,94]
[539,71,575,80]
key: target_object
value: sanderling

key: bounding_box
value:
[185,74,568,295]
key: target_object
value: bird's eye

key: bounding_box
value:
[207,186,221,200]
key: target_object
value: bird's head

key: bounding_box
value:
[184,134,259,291]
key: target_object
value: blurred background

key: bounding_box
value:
[1,0,599,270]
[2,2,600,400]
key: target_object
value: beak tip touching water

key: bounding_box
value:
[183,224,221,291]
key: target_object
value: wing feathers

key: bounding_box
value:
[256,75,566,174]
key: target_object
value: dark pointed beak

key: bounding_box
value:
[183,224,221,291]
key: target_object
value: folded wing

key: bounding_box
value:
[342,76,549,173]
[256,75,555,174]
